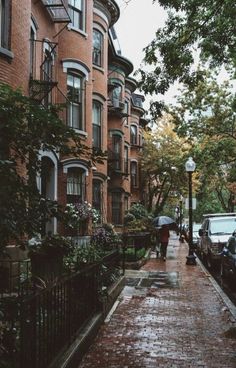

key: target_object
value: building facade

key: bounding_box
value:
[0,0,148,234]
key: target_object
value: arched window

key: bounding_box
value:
[93,29,103,67]
[67,72,85,130]
[68,0,85,31]
[92,100,102,149]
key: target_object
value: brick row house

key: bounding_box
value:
[0,0,148,235]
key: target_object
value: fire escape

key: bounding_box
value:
[29,1,70,106]
[40,0,71,25]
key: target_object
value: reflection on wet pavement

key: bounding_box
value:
[78,234,236,368]
[125,272,179,289]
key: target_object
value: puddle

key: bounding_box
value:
[125,272,180,289]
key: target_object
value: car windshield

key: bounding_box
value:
[210,218,236,235]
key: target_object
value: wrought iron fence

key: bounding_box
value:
[0,259,31,297]
[0,250,121,368]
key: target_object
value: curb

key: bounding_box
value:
[196,255,236,322]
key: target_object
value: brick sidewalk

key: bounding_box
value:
[78,233,236,367]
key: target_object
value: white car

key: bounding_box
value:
[198,213,236,269]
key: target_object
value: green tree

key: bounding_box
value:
[0,84,105,251]
[169,73,236,213]
[138,0,236,101]
[141,114,192,215]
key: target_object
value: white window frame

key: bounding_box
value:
[93,28,103,67]
[68,0,85,32]
[67,72,85,131]
[92,100,102,150]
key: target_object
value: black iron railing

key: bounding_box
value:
[0,250,121,368]
[0,259,31,297]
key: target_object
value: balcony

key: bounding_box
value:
[40,0,71,23]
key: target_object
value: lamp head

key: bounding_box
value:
[185,157,196,172]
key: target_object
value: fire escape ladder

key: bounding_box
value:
[29,40,58,106]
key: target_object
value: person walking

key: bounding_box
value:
[155,226,161,258]
[159,225,170,261]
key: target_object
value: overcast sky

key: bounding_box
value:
[115,0,166,70]
[114,0,234,112]
[114,0,179,109]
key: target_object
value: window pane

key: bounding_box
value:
[93,124,101,149]
[75,0,82,10]
[131,125,137,144]
[124,101,129,114]
[0,0,9,49]
[113,85,122,100]
[93,30,102,66]
[131,162,138,187]
[67,168,85,203]
[93,101,101,126]
[93,180,101,211]
[68,0,83,29]
[93,30,102,48]
[67,74,83,129]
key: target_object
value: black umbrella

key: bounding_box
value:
[153,216,176,227]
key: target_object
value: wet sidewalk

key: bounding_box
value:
[78,233,236,367]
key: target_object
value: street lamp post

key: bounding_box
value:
[185,157,196,265]
[179,195,183,242]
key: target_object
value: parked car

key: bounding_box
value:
[221,232,236,285]
[198,213,236,269]
[191,223,202,247]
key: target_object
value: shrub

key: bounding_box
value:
[91,223,121,249]
[123,247,146,262]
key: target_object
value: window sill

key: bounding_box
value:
[93,64,104,74]
[72,128,88,138]
[0,47,14,60]
[67,26,88,38]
